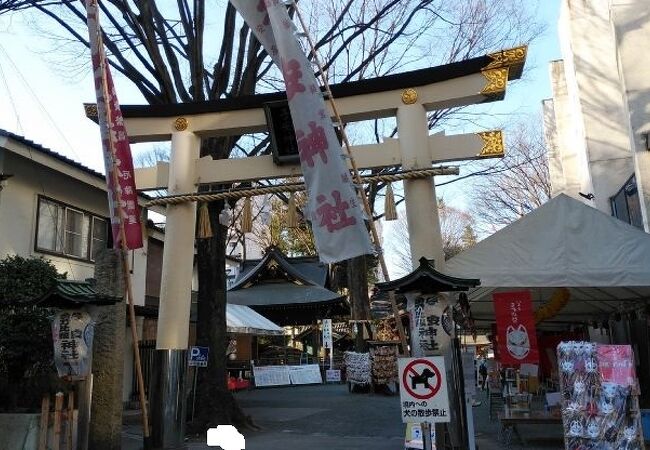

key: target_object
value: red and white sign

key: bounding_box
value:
[493,291,539,365]
[597,344,636,387]
[86,0,143,250]
[398,357,450,423]
[229,0,373,263]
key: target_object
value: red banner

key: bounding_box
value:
[493,291,539,365]
[86,0,143,250]
[597,344,636,387]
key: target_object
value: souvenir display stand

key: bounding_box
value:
[344,343,399,393]
[344,351,372,391]
[557,341,645,450]
[368,341,399,392]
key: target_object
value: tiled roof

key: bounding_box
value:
[35,279,121,308]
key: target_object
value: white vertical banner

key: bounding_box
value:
[230,0,374,263]
[322,319,333,349]
[51,310,95,379]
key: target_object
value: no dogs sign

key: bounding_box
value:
[398,357,450,423]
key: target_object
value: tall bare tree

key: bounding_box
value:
[0,0,543,429]
[469,115,551,234]
[388,199,478,275]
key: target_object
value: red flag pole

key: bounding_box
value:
[102,76,152,443]
[94,12,151,443]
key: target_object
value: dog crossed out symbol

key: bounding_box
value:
[409,367,436,390]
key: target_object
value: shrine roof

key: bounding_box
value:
[35,279,121,308]
[84,46,526,120]
[375,257,480,294]
[227,247,345,315]
[229,246,329,290]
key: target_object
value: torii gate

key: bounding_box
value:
[85,44,525,348]
[86,42,524,436]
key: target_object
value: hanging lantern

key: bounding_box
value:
[286,192,299,228]
[197,202,213,239]
[219,202,232,226]
[241,197,253,233]
[384,182,397,221]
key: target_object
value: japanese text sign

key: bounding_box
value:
[86,0,143,250]
[398,357,450,423]
[406,294,453,356]
[322,318,333,349]
[229,0,373,263]
[493,291,539,365]
[51,310,94,379]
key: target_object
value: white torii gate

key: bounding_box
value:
[85,45,525,447]
[84,46,526,350]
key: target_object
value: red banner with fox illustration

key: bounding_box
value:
[493,291,539,365]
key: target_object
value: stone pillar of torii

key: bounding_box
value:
[85,43,525,434]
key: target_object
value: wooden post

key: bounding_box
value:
[38,394,50,450]
[53,392,64,450]
[66,391,74,450]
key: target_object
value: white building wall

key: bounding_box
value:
[0,142,149,407]
[0,149,149,300]
[546,0,636,214]
[610,0,650,230]
[542,98,567,197]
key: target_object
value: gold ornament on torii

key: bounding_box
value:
[401,88,418,105]
[173,117,189,131]
[484,46,527,72]
[480,68,509,96]
[477,130,504,158]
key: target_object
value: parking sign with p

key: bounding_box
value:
[189,346,209,367]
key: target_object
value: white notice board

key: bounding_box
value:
[253,365,291,387]
[288,364,323,385]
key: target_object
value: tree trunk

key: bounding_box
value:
[347,255,370,352]
[193,198,252,430]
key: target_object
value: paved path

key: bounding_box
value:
[123,384,565,449]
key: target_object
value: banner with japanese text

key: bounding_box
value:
[51,311,95,379]
[86,0,143,250]
[406,293,454,356]
[230,0,373,263]
[493,291,539,365]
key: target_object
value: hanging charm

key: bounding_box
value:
[241,197,253,233]
[197,202,213,239]
[384,183,397,221]
[286,192,299,228]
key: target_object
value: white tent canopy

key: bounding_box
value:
[445,194,650,326]
[227,304,284,336]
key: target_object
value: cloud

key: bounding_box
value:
[207,425,245,450]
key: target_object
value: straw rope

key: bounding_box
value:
[145,166,459,207]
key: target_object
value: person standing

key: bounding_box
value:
[479,362,488,391]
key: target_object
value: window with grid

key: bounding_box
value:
[36,196,109,261]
